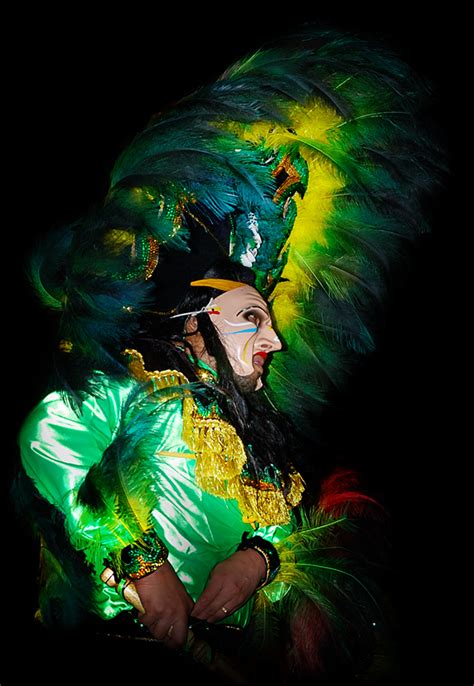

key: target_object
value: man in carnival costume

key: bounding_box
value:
[14,28,442,683]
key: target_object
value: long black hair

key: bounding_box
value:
[133,260,300,484]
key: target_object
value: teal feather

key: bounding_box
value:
[28,28,444,419]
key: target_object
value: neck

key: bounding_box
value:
[184,333,217,372]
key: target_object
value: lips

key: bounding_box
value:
[253,351,268,368]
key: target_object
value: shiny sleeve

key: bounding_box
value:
[18,377,137,569]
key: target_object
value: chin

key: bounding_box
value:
[234,371,262,394]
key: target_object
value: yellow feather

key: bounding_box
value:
[103,229,136,255]
[269,281,300,331]
[227,100,345,333]
[270,101,344,331]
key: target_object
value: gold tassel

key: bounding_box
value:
[183,400,304,525]
[239,483,291,526]
[125,349,305,526]
[285,469,306,507]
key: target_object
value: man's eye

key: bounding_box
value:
[246,313,259,325]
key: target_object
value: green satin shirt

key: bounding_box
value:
[19,371,294,627]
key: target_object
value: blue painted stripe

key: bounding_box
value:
[222,327,258,335]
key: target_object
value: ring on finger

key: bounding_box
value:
[221,606,229,615]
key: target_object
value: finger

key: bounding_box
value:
[195,589,237,623]
[206,601,237,624]
[195,576,247,621]
[142,615,171,641]
[163,620,189,651]
[192,581,224,619]
[193,596,229,621]
[139,612,178,641]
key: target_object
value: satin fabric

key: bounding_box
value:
[19,371,294,626]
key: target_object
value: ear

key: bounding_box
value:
[184,315,199,335]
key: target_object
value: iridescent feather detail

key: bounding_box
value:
[29,28,443,428]
[254,468,386,678]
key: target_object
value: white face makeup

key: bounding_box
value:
[207,285,282,390]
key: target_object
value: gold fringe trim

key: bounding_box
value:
[285,469,306,507]
[123,349,188,387]
[123,349,194,417]
[183,396,305,525]
[238,469,306,526]
[125,349,305,526]
[184,414,247,484]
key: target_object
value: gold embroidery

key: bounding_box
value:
[123,349,188,386]
[125,349,305,525]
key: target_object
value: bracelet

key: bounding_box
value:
[107,530,169,581]
[237,532,280,589]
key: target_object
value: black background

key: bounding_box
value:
[5,6,459,684]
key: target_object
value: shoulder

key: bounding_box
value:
[19,373,137,444]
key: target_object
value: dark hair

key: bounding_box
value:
[133,260,299,483]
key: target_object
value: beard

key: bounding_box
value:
[233,368,262,393]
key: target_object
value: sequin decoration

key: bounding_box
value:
[124,348,305,526]
[103,230,159,282]
[107,530,169,581]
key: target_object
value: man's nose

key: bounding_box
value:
[258,326,282,352]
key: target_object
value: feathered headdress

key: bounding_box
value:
[30,28,443,429]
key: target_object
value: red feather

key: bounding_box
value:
[318,468,383,518]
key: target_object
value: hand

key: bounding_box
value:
[134,561,194,650]
[192,548,266,623]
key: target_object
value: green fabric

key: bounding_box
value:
[19,372,294,626]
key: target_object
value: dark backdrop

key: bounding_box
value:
[5,7,457,684]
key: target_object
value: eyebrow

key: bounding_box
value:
[236,305,269,316]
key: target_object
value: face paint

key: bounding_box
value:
[208,285,282,390]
